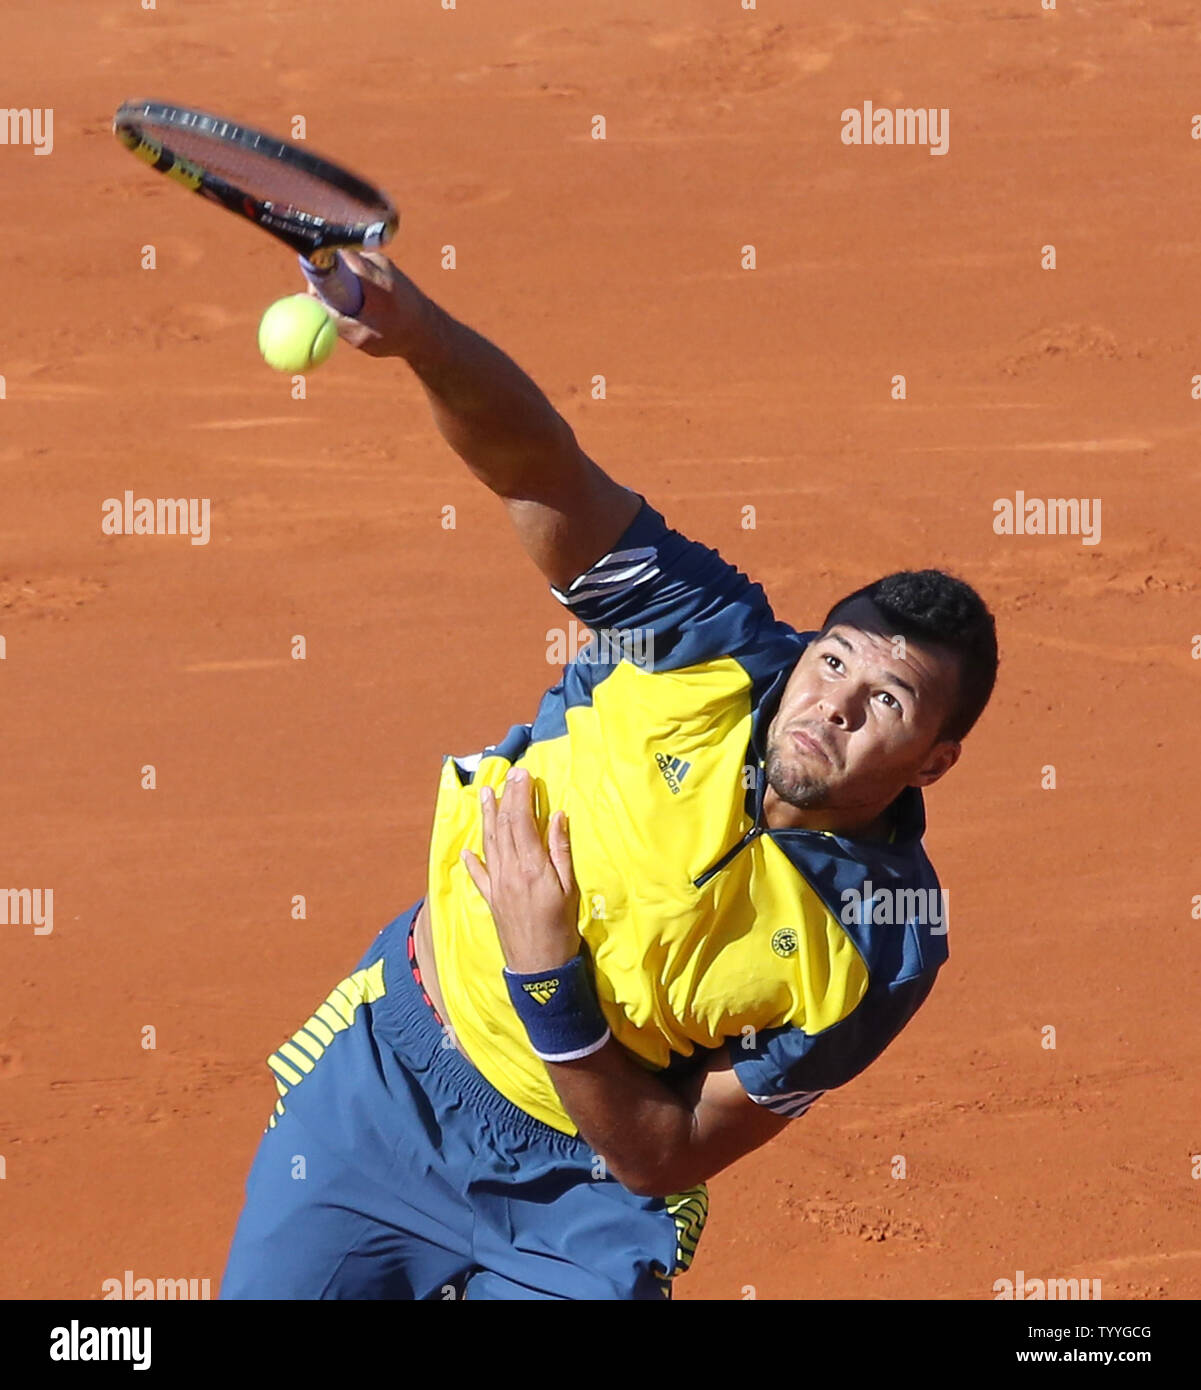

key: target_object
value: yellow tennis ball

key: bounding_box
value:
[258,294,338,372]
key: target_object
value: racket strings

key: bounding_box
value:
[143,124,385,225]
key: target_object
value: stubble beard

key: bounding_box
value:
[764,742,832,810]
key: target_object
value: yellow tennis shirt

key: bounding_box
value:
[426,496,947,1134]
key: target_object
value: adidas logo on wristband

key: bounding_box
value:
[522,978,560,1006]
[504,956,610,1062]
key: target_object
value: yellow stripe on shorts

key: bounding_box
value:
[665,1184,710,1276]
[263,959,386,1129]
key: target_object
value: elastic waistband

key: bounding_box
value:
[373,900,591,1153]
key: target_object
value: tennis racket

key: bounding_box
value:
[113,99,398,315]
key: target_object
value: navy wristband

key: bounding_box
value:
[503,953,611,1063]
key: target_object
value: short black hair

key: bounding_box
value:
[821,570,998,742]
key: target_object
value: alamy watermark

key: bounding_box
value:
[993,492,1101,545]
[994,1270,1102,1300]
[102,1269,211,1300]
[840,101,949,157]
[545,622,655,670]
[102,492,210,545]
[0,107,53,155]
[50,1322,150,1370]
[1,887,52,935]
[840,882,948,933]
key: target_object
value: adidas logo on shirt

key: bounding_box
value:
[655,751,691,794]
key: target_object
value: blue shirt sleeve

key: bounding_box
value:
[727,970,940,1118]
[549,494,798,675]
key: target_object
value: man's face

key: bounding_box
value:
[763,597,962,827]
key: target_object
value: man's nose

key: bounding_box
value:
[817,693,854,726]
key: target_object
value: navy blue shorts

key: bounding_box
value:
[219,901,704,1300]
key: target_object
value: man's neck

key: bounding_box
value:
[761,786,896,842]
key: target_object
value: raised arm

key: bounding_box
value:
[319,251,641,590]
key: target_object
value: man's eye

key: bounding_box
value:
[876,691,901,711]
[823,654,843,671]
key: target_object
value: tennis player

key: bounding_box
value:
[220,252,998,1300]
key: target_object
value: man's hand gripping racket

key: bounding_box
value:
[112,99,400,321]
[301,249,425,358]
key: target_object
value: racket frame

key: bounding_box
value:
[113,99,398,263]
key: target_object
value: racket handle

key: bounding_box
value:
[299,252,364,317]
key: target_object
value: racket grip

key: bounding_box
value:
[299,253,364,317]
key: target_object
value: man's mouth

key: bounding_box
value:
[791,729,833,763]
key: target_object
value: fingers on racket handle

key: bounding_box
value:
[299,253,364,317]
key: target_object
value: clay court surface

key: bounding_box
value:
[2,0,1199,1300]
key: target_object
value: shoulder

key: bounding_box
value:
[727,964,943,1112]
[549,494,804,677]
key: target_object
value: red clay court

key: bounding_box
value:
[2,0,1199,1301]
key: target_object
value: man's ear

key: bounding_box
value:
[911,740,961,789]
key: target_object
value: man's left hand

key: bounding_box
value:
[460,768,581,973]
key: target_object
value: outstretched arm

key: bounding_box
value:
[320,251,641,590]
